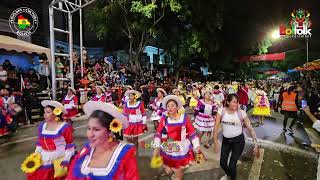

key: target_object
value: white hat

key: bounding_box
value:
[125,90,141,98]
[201,89,213,97]
[68,87,76,94]
[172,89,183,94]
[255,89,266,96]
[162,95,183,110]
[125,85,133,90]
[41,100,64,110]
[96,86,106,93]
[156,88,167,96]
[83,101,128,129]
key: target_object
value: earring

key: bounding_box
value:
[108,136,113,142]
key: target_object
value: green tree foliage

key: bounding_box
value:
[85,0,183,75]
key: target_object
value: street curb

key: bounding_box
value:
[246,138,318,159]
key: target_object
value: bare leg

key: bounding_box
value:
[154,121,159,132]
[164,165,173,175]
[173,168,184,180]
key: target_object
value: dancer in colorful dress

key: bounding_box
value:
[152,95,201,180]
[62,87,79,124]
[189,84,200,110]
[120,85,133,108]
[193,89,218,148]
[104,86,113,103]
[92,86,106,102]
[252,89,271,125]
[172,89,186,106]
[149,88,167,131]
[66,101,139,180]
[212,85,225,108]
[123,90,147,148]
[26,100,75,180]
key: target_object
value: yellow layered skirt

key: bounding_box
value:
[252,106,271,116]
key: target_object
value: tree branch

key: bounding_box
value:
[153,5,165,27]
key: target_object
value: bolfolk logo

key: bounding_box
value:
[9,7,38,36]
[279,9,312,38]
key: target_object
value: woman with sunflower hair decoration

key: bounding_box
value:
[24,100,76,180]
[66,101,139,180]
[122,90,147,148]
[152,95,203,180]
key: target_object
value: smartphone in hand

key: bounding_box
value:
[301,100,307,108]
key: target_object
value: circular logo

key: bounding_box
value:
[9,7,38,36]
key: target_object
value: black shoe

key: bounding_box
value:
[283,128,287,132]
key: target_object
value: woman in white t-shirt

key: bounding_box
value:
[213,94,258,180]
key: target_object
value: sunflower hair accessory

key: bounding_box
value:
[53,107,62,116]
[109,119,122,133]
[150,155,163,169]
[21,153,42,173]
[134,94,139,99]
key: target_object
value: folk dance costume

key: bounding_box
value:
[149,97,165,122]
[252,90,271,116]
[172,89,186,106]
[66,142,139,180]
[105,91,113,103]
[189,89,200,108]
[66,101,138,180]
[92,86,107,102]
[193,99,218,132]
[92,94,106,102]
[63,88,79,119]
[27,122,75,180]
[121,96,129,105]
[153,95,200,170]
[154,113,200,169]
[27,101,75,180]
[211,89,225,106]
[123,90,147,138]
[150,88,167,122]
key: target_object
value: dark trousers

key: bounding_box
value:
[25,107,33,124]
[283,111,298,129]
[220,134,245,180]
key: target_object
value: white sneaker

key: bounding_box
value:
[220,175,228,180]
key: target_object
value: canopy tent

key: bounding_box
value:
[235,52,286,63]
[294,59,320,71]
[0,35,51,62]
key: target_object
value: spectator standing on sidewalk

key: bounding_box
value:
[279,86,299,133]
[21,82,38,124]
[0,65,8,88]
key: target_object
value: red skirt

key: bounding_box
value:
[27,166,66,180]
[161,150,195,170]
[63,109,78,119]
[123,124,147,137]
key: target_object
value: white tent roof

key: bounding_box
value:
[0,35,51,62]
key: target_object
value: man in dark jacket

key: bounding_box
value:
[21,82,39,124]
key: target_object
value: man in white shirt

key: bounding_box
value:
[303,106,320,132]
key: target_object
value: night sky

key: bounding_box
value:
[223,0,320,57]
